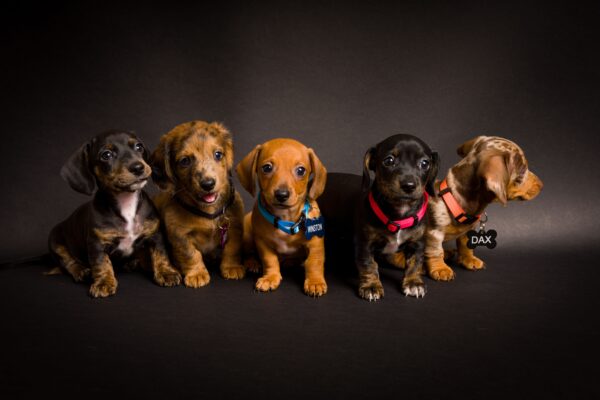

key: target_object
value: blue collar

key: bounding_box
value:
[257,192,310,235]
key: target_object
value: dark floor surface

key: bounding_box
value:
[1,247,598,399]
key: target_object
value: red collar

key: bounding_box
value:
[368,191,429,233]
[438,178,480,224]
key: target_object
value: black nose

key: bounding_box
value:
[129,162,145,176]
[400,181,416,193]
[274,189,290,203]
[200,178,216,191]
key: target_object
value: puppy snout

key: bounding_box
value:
[400,180,417,194]
[129,162,146,177]
[274,189,290,203]
[200,178,216,192]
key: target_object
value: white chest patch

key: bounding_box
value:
[382,229,409,254]
[116,192,141,256]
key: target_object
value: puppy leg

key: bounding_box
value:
[148,233,181,287]
[89,252,118,298]
[303,237,327,297]
[402,241,426,298]
[356,245,384,301]
[254,239,282,291]
[48,230,90,282]
[242,212,261,273]
[220,221,245,280]
[170,234,210,288]
[425,228,455,281]
[456,235,485,270]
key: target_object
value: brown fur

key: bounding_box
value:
[150,121,245,287]
[236,138,328,296]
[425,136,543,280]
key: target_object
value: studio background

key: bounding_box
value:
[1,2,599,399]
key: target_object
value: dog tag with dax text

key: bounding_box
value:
[466,213,497,249]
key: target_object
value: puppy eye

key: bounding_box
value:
[262,163,273,174]
[100,150,114,161]
[134,143,144,152]
[214,151,224,161]
[383,156,395,167]
[178,157,192,168]
[420,159,430,170]
[296,166,306,177]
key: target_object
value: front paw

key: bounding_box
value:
[244,256,261,274]
[154,269,182,287]
[89,278,118,298]
[402,281,426,298]
[358,281,384,301]
[255,275,282,292]
[72,266,91,283]
[428,263,455,281]
[184,269,211,288]
[459,255,485,270]
[304,279,327,297]
[221,263,246,280]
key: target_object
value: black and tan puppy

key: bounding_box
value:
[356,134,439,301]
[150,121,245,288]
[48,130,182,298]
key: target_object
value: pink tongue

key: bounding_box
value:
[203,193,217,203]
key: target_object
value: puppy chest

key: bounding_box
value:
[381,230,414,254]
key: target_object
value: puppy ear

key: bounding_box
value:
[361,147,376,192]
[150,139,174,191]
[307,148,327,200]
[457,136,481,157]
[60,142,96,195]
[480,154,508,205]
[426,151,440,197]
[236,145,262,196]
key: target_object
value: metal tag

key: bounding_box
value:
[304,216,325,240]
[466,229,497,249]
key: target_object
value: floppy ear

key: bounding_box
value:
[479,154,508,205]
[426,151,440,197]
[60,142,96,195]
[150,138,174,191]
[361,147,376,192]
[235,145,262,196]
[457,136,481,157]
[307,148,327,200]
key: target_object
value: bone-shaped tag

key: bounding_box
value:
[466,229,497,249]
[305,216,325,240]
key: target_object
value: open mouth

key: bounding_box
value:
[200,192,219,204]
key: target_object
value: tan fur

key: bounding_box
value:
[150,121,245,287]
[236,138,328,296]
[425,136,543,281]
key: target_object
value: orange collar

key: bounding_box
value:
[439,179,480,224]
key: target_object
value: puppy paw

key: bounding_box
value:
[304,279,328,297]
[255,275,282,292]
[402,283,426,298]
[184,270,211,288]
[221,263,246,280]
[72,267,91,283]
[358,281,384,301]
[89,278,117,298]
[429,264,455,281]
[154,269,182,287]
[459,255,485,270]
[244,257,261,274]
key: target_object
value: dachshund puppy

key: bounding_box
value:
[356,134,439,301]
[425,136,543,281]
[236,138,328,297]
[150,121,245,288]
[48,130,182,298]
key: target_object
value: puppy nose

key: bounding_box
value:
[129,162,145,176]
[274,189,290,202]
[401,181,416,193]
[200,178,216,191]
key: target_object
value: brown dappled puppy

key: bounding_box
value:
[151,121,245,287]
[236,138,328,296]
[425,136,543,280]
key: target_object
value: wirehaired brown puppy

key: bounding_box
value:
[425,136,543,281]
[236,138,328,296]
[150,121,245,288]
[48,130,181,298]
[356,134,439,301]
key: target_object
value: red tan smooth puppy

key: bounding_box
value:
[236,138,328,297]
[425,135,543,280]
